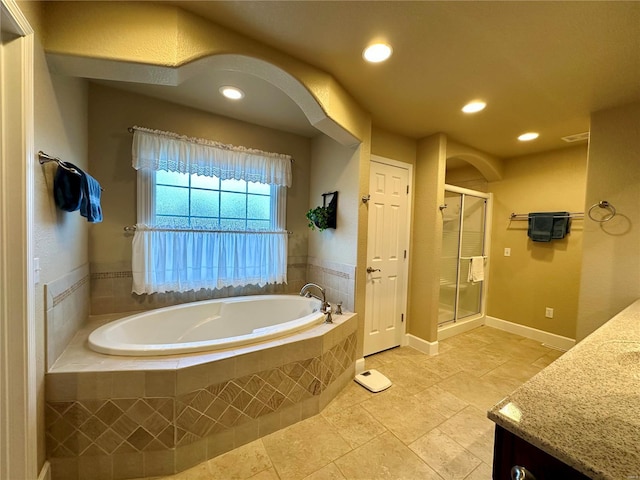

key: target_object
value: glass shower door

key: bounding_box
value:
[457,194,486,320]
[439,191,462,324]
[439,186,488,325]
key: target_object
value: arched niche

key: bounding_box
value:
[446,141,503,182]
[46,52,360,147]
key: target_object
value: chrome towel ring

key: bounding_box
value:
[588,200,616,223]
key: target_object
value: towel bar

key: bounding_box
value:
[124,225,293,235]
[38,151,104,191]
[510,212,583,220]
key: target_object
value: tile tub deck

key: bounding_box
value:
[46,311,358,480]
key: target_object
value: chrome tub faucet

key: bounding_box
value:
[299,282,333,323]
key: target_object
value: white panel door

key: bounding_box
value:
[363,159,410,356]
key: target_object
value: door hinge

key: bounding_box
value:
[401,313,404,323]
[404,250,407,259]
[406,185,409,194]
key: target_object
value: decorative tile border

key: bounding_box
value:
[53,275,90,307]
[91,271,133,280]
[46,332,357,463]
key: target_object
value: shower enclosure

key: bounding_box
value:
[439,185,491,326]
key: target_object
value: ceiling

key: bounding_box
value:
[115,1,640,159]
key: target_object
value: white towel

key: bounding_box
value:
[468,256,485,283]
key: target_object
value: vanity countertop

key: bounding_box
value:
[488,299,640,480]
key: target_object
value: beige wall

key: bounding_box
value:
[88,83,312,312]
[487,145,588,339]
[371,126,417,166]
[577,101,640,340]
[409,133,447,343]
[19,0,91,470]
[308,135,359,265]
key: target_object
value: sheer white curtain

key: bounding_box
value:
[131,127,290,295]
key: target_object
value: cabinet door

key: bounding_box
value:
[492,426,591,479]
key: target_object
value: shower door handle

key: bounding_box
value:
[366,267,381,274]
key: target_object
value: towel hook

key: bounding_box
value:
[587,200,616,223]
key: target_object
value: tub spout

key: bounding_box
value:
[299,282,328,312]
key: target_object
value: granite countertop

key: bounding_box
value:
[488,300,640,480]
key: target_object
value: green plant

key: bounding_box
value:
[306,206,331,231]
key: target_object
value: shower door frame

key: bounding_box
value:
[440,184,492,326]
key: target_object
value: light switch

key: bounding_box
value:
[504,248,511,257]
[34,257,41,284]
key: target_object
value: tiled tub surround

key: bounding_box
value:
[488,299,640,479]
[306,256,356,313]
[46,263,91,369]
[46,311,357,480]
[90,257,308,315]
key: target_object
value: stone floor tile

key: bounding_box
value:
[247,467,280,480]
[409,428,482,480]
[262,415,351,480]
[206,439,273,479]
[438,406,495,464]
[334,431,441,479]
[436,371,506,410]
[302,462,346,480]
[322,403,387,448]
[413,384,469,419]
[375,359,442,394]
[321,381,373,417]
[464,462,493,480]
[360,386,447,444]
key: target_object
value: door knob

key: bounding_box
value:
[366,267,381,273]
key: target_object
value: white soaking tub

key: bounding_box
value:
[88,294,325,356]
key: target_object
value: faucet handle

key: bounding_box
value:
[335,302,343,315]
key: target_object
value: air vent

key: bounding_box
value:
[561,132,590,143]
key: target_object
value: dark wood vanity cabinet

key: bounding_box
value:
[492,426,591,480]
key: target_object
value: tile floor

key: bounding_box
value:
[140,326,564,480]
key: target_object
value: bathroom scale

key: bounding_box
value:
[354,369,392,393]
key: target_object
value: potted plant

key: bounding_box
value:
[306,191,338,231]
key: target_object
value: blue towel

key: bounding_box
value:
[79,170,103,223]
[53,162,83,212]
[551,212,571,239]
[528,213,554,242]
[528,212,571,242]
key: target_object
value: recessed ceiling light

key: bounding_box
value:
[518,132,539,141]
[363,43,393,63]
[462,101,486,113]
[219,86,245,100]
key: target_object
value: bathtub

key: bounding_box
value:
[88,294,325,356]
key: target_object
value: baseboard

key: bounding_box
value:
[38,461,51,480]
[438,316,485,340]
[355,357,366,374]
[405,334,438,355]
[485,316,575,351]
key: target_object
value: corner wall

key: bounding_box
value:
[408,133,447,343]
[19,0,91,471]
[576,101,640,340]
[487,145,587,339]
[306,134,360,312]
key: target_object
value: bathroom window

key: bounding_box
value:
[130,127,291,295]
[154,170,275,231]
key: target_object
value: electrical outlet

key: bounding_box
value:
[545,307,554,318]
[504,247,511,257]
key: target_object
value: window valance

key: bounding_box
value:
[131,126,292,187]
